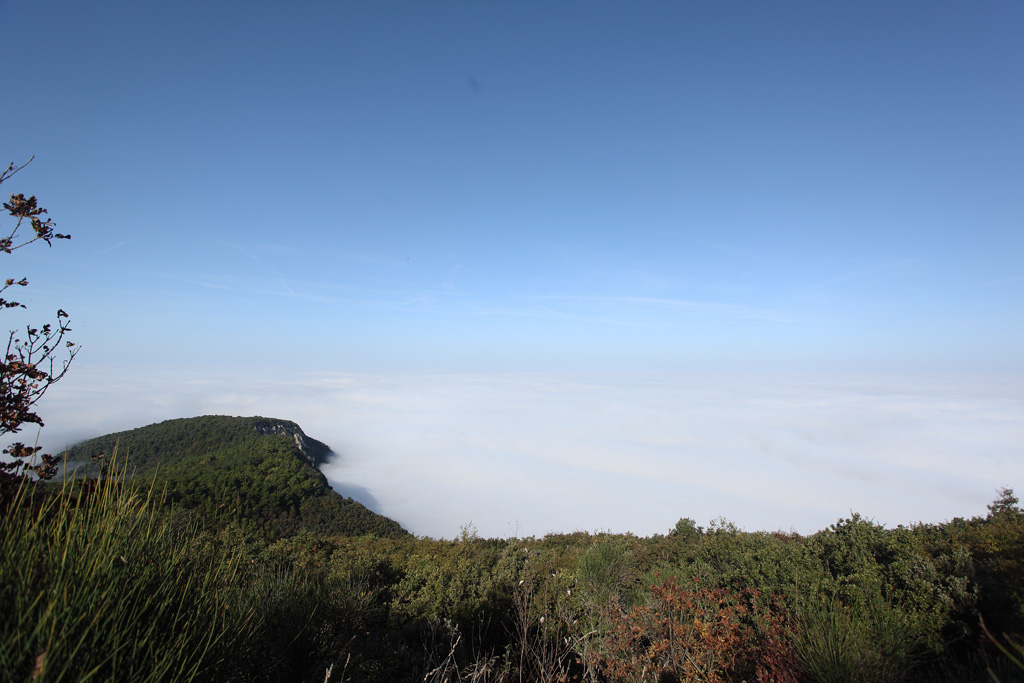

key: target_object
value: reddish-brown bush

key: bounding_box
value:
[592,577,800,683]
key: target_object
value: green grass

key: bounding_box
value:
[0,459,246,682]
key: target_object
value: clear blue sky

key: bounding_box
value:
[4,0,1021,375]
[2,1,1022,536]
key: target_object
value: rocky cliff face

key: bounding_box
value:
[251,419,333,468]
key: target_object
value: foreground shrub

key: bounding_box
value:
[225,552,394,682]
[593,577,798,683]
[792,586,924,683]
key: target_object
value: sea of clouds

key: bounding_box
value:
[25,364,1024,539]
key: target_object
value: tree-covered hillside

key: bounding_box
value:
[66,415,333,474]
[64,415,409,539]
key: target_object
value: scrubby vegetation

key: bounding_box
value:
[2,440,1023,682]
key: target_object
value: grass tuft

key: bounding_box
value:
[0,453,245,682]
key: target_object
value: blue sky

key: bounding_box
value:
[2,1,1022,536]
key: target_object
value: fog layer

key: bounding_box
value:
[28,365,1023,538]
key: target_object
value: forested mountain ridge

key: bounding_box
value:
[66,415,332,475]
[63,415,409,539]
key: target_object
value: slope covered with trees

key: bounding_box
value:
[66,415,332,474]
[64,415,409,539]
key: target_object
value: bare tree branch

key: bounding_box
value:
[0,158,76,489]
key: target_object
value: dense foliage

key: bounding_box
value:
[66,415,332,475]
[5,466,1023,682]
[64,416,409,540]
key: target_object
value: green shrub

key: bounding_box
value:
[793,586,922,683]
